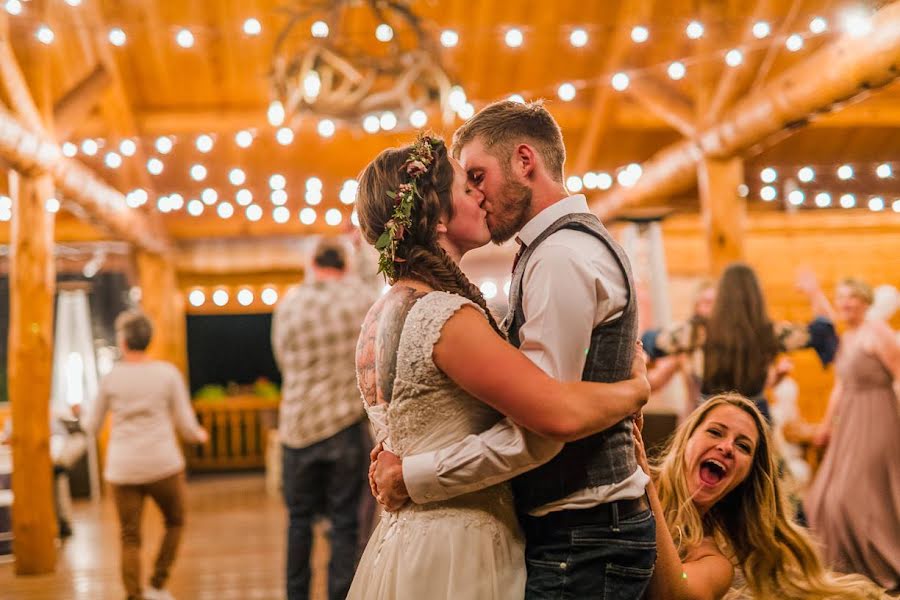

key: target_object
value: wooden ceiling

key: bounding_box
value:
[0,0,897,244]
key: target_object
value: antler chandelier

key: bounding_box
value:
[270,0,456,131]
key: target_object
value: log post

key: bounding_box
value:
[7,170,57,574]
[136,252,182,371]
[697,157,746,275]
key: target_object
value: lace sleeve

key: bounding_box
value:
[395,291,485,385]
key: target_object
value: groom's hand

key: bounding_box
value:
[372,450,410,511]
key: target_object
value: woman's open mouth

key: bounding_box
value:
[699,459,727,486]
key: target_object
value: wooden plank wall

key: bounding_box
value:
[646,210,900,423]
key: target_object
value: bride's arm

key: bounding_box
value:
[434,305,649,442]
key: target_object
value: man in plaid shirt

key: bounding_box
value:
[272,237,378,600]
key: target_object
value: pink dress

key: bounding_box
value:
[805,338,900,593]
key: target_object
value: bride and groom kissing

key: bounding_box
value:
[348,99,655,599]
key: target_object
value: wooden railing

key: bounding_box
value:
[185,396,279,471]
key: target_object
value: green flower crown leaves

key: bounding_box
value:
[375,133,441,281]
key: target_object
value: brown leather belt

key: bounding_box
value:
[521,495,651,528]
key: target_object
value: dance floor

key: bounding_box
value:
[0,473,332,599]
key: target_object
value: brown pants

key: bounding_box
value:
[111,471,185,599]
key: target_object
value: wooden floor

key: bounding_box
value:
[0,473,332,600]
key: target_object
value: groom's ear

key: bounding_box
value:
[513,143,537,179]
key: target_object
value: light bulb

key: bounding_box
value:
[505,28,523,48]
[440,29,458,48]
[243,18,261,36]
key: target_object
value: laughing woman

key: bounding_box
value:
[634,394,886,600]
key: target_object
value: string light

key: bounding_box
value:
[147,158,164,175]
[267,101,285,127]
[760,185,777,201]
[189,290,206,307]
[228,168,246,186]
[760,167,777,183]
[458,103,475,119]
[317,119,336,138]
[409,109,428,128]
[725,49,743,67]
[269,174,286,190]
[325,208,342,226]
[837,164,853,180]
[686,21,704,40]
[237,289,254,306]
[340,180,358,205]
[36,25,54,45]
[273,206,290,223]
[752,21,771,39]
[842,10,872,38]
[299,207,317,225]
[246,204,263,221]
[175,28,194,48]
[785,34,804,52]
[597,172,613,190]
[235,130,253,148]
[809,17,828,34]
[611,72,629,91]
[505,28,524,48]
[212,289,229,307]
[480,281,498,300]
[868,196,884,211]
[440,29,459,48]
[45,197,60,213]
[304,189,321,206]
[351,210,359,227]
[379,112,398,131]
[362,115,380,133]
[261,288,279,306]
[243,18,261,36]
[217,202,234,219]
[196,134,214,153]
[306,177,322,192]
[276,127,294,145]
[81,140,100,156]
[64,0,81,6]
[557,82,576,102]
[814,192,832,207]
[201,188,218,205]
[190,164,207,181]
[508,94,525,104]
[876,163,892,178]
[797,166,815,182]
[631,26,649,43]
[839,194,856,208]
[569,28,588,47]
[235,189,253,206]
[5,1,22,16]
[62,142,78,157]
[566,175,583,192]
[893,199,900,213]
[311,21,329,38]
[155,136,173,154]
[119,139,136,156]
[788,190,805,205]
[108,28,126,47]
[375,23,394,42]
[104,152,122,169]
[169,193,184,211]
[667,62,686,80]
[187,199,204,216]
[271,189,288,205]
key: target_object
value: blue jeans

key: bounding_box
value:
[282,422,367,600]
[522,504,656,600]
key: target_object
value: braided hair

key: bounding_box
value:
[357,139,503,335]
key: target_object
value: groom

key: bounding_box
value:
[371,100,656,598]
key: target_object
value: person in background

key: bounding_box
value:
[806,278,900,593]
[82,310,208,600]
[271,238,378,600]
[642,264,837,422]
[645,279,716,419]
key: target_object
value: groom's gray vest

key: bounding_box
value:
[505,213,639,514]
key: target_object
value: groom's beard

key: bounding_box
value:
[489,178,532,245]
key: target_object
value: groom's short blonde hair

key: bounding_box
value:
[451,99,566,183]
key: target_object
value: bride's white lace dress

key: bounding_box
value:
[347,292,525,599]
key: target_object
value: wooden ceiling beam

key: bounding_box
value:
[705,0,776,125]
[591,1,900,219]
[52,63,112,140]
[572,0,651,174]
[625,76,696,137]
[749,0,803,93]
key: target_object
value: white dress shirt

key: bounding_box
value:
[403,194,648,513]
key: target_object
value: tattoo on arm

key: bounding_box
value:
[356,287,429,406]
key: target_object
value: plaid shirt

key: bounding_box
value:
[272,276,377,448]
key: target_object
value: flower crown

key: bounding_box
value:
[375,133,442,281]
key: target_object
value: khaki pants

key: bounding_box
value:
[111,471,185,599]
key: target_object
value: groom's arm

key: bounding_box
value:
[392,233,622,504]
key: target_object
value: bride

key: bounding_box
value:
[347,134,649,599]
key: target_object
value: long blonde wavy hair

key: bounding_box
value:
[653,393,886,599]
